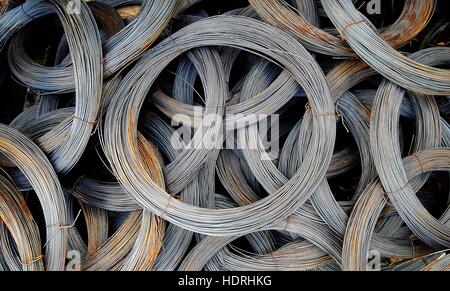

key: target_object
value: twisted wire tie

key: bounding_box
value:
[411,153,425,174]
[43,209,82,248]
[21,254,45,266]
[340,19,367,41]
[383,154,425,206]
[335,99,350,133]
[161,195,177,219]
[305,101,348,133]
[304,102,336,118]
[73,115,102,136]
[73,115,98,126]
[382,182,412,207]
[168,34,185,58]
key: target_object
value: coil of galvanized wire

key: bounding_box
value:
[100,15,336,236]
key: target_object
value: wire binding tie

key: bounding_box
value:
[411,153,425,174]
[305,102,337,118]
[73,115,98,126]
[21,254,45,266]
[382,182,411,206]
[74,114,102,135]
[337,110,350,133]
[340,19,367,41]
[43,209,82,248]
[161,195,176,219]
[168,34,184,57]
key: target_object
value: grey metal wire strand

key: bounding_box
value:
[0,124,68,271]
[321,0,450,96]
